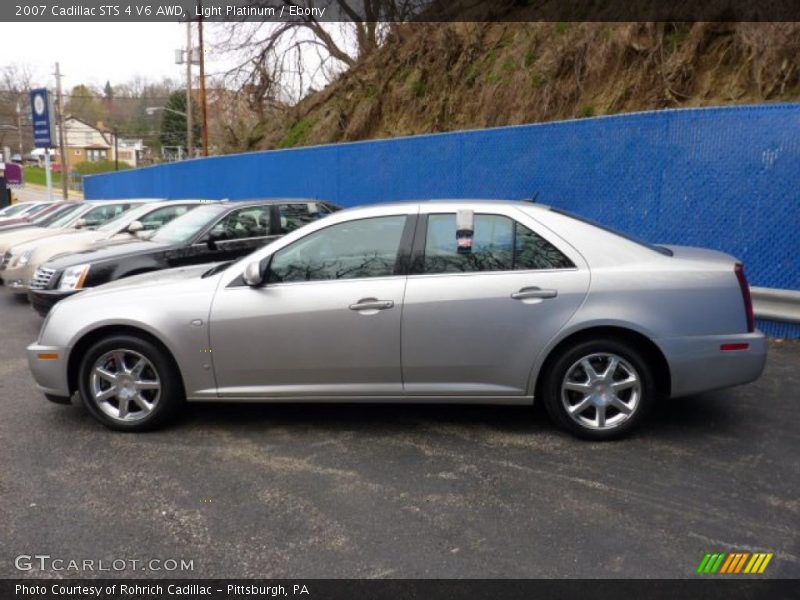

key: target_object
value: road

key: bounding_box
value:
[0,291,797,579]
[13,184,81,203]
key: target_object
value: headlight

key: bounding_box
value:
[9,249,32,268]
[58,264,90,290]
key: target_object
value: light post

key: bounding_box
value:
[146,107,190,161]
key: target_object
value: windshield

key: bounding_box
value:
[46,204,86,228]
[151,204,225,244]
[0,203,35,217]
[97,204,150,232]
[25,203,51,217]
[550,207,674,257]
[32,205,72,225]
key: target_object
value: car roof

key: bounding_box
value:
[221,198,327,207]
[341,199,551,212]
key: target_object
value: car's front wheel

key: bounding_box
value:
[541,338,654,440]
[78,335,183,431]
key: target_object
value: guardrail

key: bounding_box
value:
[752,287,800,324]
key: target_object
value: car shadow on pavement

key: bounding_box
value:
[44,389,747,441]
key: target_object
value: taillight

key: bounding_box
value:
[734,263,755,333]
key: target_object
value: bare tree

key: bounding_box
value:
[0,64,35,154]
[214,1,427,104]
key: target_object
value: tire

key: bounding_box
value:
[78,335,184,432]
[541,338,655,441]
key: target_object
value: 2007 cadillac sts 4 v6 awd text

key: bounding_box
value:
[27,200,766,440]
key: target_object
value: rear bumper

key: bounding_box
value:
[26,342,71,398]
[658,331,768,398]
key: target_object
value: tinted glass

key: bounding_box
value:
[81,203,132,228]
[208,206,270,241]
[424,214,514,273]
[46,204,86,228]
[0,203,33,217]
[514,223,575,270]
[151,204,226,244]
[423,214,573,274]
[277,202,330,233]
[269,215,407,283]
[34,205,76,225]
[140,205,193,230]
[550,207,673,256]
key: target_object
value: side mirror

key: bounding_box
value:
[74,218,87,229]
[242,260,264,287]
[127,220,144,234]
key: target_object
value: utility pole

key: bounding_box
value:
[114,128,119,171]
[185,20,193,159]
[15,102,23,156]
[54,62,69,200]
[197,0,209,157]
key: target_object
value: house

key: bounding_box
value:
[115,138,148,168]
[54,117,146,168]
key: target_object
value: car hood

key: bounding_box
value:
[14,229,100,254]
[42,239,174,271]
[0,227,63,253]
[60,263,222,304]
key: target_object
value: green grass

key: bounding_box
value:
[72,160,131,175]
[24,167,63,186]
[277,118,316,149]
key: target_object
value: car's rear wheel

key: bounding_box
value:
[541,338,654,440]
[78,335,183,431]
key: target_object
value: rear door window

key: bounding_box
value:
[422,213,574,274]
[277,202,329,234]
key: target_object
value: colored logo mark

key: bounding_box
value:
[697,552,773,574]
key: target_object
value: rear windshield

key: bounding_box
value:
[550,207,673,256]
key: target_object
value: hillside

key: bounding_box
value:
[254,21,800,150]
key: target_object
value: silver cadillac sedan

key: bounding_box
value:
[27,200,766,439]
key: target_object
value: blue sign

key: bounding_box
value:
[30,88,55,148]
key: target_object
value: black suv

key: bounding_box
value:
[29,199,338,316]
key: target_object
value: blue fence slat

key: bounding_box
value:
[85,104,800,337]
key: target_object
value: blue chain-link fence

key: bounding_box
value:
[85,103,800,337]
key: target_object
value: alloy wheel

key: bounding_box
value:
[89,349,161,422]
[560,352,641,431]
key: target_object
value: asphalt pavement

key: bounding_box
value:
[0,292,797,579]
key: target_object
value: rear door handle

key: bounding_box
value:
[511,287,558,300]
[349,298,395,311]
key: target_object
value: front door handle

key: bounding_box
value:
[511,287,558,300]
[349,298,395,311]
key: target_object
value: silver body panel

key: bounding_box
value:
[28,201,767,404]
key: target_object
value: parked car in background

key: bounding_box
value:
[0,200,151,263]
[28,199,339,315]
[1,201,206,295]
[0,201,51,223]
[26,200,765,439]
[0,202,80,233]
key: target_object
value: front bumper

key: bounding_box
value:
[26,342,71,398]
[0,264,34,294]
[28,288,80,317]
[659,331,768,398]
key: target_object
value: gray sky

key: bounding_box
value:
[0,22,233,90]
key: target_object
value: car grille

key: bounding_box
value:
[0,251,10,270]
[29,267,56,290]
